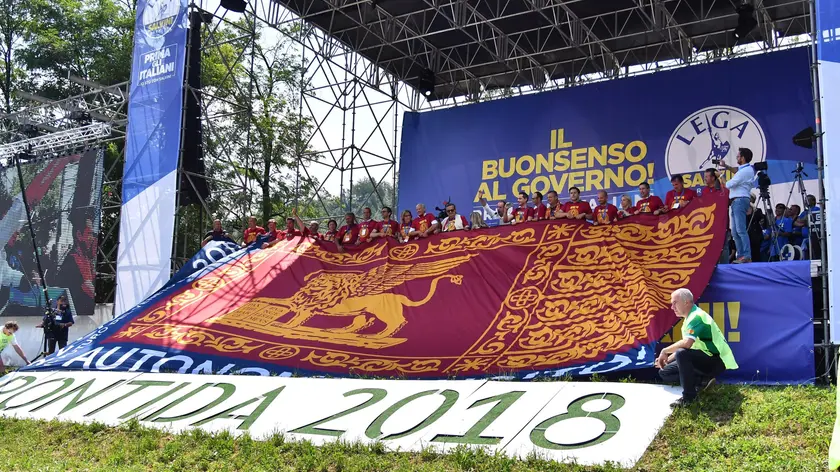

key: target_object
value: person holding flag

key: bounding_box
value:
[656,288,738,407]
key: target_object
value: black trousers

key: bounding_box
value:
[48,337,68,354]
[658,348,725,400]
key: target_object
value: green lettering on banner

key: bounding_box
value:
[290,388,387,438]
[529,393,625,450]
[118,382,191,419]
[0,378,75,411]
[84,380,174,417]
[192,386,285,430]
[144,383,237,423]
[431,391,525,445]
[0,376,36,396]
[366,389,459,440]
[30,379,127,415]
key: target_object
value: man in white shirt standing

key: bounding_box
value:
[478,192,513,224]
[0,321,29,374]
[720,147,756,263]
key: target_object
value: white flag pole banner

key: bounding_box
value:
[0,372,680,467]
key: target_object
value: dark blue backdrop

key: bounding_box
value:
[399,47,815,218]
[663,261,815,385]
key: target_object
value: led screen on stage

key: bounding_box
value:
[0,148,103,316]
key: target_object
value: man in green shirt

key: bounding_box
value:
[0,321,29,374]
[656,288,738,406]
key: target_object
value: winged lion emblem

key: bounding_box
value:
[208,254,474,346]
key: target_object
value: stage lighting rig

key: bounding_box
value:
[69,110,92,124]
[19,123,39,138]
[220,0,246,13]
[418,68,435,97]
[734,2,758,40]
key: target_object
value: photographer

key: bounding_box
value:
[719,148,755,263]
[36,294,74,354]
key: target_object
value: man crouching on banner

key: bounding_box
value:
[656,288,738,407]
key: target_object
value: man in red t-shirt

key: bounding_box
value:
[307,221,322,239]
[664,174,698,212]
[697,168,726,197]
[529,191,547,221]
[242,216,266,247]
[371,206,399,239]
[260,219,283,248]
[357,207,376,244]
[563,187,591,220]
[634,182,664,215]
[263,216,302,248]
[336,212,360,252]
[545,190,566,220]
[509,192,534,225]
[591,190,619,225]
[413,204,439,238]
[440,203,470,232]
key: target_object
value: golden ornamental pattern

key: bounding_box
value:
[451,202,719,372]
[143,325,265,354]
[302,351,441,373]
[111,200,722,378]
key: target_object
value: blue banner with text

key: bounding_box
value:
[398,48,816,218]
[663,261,814,385]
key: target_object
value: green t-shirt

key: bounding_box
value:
[680,305,738,370]
[682,310,720,354]
[0,331,17,352]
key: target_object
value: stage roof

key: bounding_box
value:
[273,0,810,99]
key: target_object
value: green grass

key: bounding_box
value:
[0,384,832,471]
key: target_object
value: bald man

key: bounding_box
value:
[413,203,439,238]
[656,288,738,407]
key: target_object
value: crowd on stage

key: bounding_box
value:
[202,148,821,263]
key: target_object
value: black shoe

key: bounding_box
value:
[671,396,696,408]
[698,377,716,393]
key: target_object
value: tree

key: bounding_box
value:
[18,0,133,99]
[0,0,30,114]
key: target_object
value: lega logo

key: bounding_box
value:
[665,106,766,177]
[142,0,180,38]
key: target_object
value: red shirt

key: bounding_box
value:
[378,219,399,237]
[532,203,547,220]
[511,206,534,223]
[697,185,725,197]
[593,204,619,224]
[323,230,338,242]
[243,226,266,244]
[635,196,664,214]
[413,213,437,234]
[357,219,376,243]
[563,201,592,218]
[665,188,697,210]
[441,214,469,232]
[399,222,416,240]
[337,224,359,244]
[281,229,305,240]
[266,229,282,241]
[547,203,565,219]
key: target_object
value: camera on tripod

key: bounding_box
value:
[41,302,57,338]
[434,197,451,220]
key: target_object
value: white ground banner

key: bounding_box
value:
[0,371,680,467]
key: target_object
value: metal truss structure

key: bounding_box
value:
[264,0,811,105]
[0,81,129,303]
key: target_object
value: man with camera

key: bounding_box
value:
[719,148,755,263]
[36,294,74,355]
